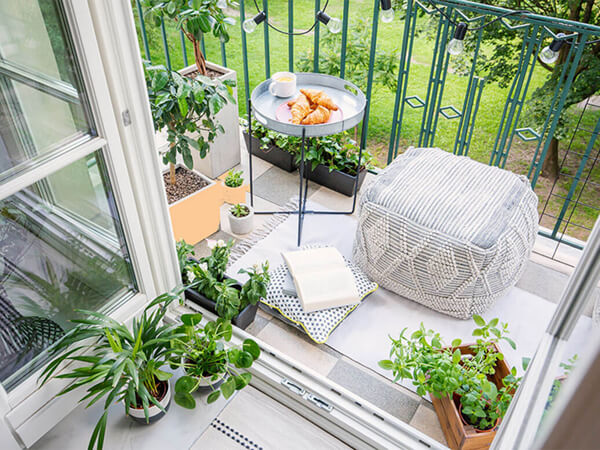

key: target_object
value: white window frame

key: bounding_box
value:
[0,0,179,448]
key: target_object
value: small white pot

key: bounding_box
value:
[228,204,254,235]
[126,380,171,424]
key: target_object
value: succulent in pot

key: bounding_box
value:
[171,313,260,407]
[228,203,254,235]
[39,290,185,449]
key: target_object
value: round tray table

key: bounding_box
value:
[246,73,368,246]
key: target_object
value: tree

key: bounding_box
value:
[298,18,399,93]
[144,63,235,185]
[142,0,233,76]
[456,0,600,180]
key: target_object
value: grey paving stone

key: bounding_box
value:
[254,167,319,206]
[327,359,420,423]
[245,312,270,336]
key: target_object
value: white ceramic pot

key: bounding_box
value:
[180,61,240,178]
[126,380,171,424]
[228,204,254,235]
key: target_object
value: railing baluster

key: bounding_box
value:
[340,0,350,79]
[136,0,151,62]
[180,30,188,67]
[288,0,294,72]
[263,0,271,78]
[160,17,171,70]
[220,41,227,67]
[313,0,320,73]
[240,0,250,106]
[361,0,380,150]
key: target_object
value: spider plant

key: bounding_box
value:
[39,290,185,450]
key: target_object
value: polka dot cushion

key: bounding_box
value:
[262,259,378,344]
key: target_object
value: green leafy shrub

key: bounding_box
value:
[379,315,526,432]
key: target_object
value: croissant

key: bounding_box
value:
[300,89,338,111]
[301,105,331,125]
[290,93,311,124]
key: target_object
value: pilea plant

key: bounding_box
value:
[142,0,233,76]
[224,169,244,188]
[379,315,524,432]
[144,63,234,185]
[172,314,260,407]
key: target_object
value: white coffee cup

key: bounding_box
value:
[269,72,296,98]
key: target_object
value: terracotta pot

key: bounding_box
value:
[126,380,171,424]
[221,181,248,205]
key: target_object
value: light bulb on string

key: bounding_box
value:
[243,11,266,34]
[447,22,467,55]
[316,11,342,34]
[540,33,565,64]
[380,0,394,23]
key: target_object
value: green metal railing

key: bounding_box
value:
[132,0,600,251]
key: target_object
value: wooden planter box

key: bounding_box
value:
[431,343,510,450]
[303,163,367,197]
[243,132,297,172]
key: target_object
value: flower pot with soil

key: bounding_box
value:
[164,165,221,245]
[171,314,260,408]
[379,316,524,450]
[39,291,183,449]
[127,380,172,424]
[228,203,254,235]
[145,63,231,244]
[221,169,247,205]
[177,240,269,329]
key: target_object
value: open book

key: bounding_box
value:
[282,247,359,312]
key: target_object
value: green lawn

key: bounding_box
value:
[132,0,600,240]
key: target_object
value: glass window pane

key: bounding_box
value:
[0,151,135,391]
[0,0,93,180]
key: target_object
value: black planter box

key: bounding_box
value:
[303,163,367,197]
[243,132,297,172]
[184,284,258,330]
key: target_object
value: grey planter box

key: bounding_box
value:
[243,132,297,172]
[180,61,240,179]
[303,163,367,197]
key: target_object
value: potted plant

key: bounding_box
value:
[143,0,240,178]
[221,169,247,204]
[171,313,260,407]
[300,132,374,197]
[241,116,299,172]
[379,316,523,450]
[145,63,233,245]
[39,291,184,449]
[228,203,254,235]
[179,239,269,329]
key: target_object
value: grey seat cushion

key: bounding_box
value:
[353,147,538,319]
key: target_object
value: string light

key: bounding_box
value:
[540,33,566,64]
[316,11,342,34]
[380,0,395,23]
[243,11,266,34]
[447,22,468,55]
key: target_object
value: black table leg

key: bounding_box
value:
[297,128,306,246]
[247,98,254,208]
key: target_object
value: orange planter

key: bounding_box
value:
[218,173,249,205]
[168,170,222,245]
[431,343,510,450]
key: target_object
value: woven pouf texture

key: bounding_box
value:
[353,147,538,319]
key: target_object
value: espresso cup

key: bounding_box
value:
[269,72,296,98]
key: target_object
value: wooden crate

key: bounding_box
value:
[431,343,511,450]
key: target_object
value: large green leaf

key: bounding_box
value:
[174,391,196,409]
[221,377,235,399]
[152,70,169,91]
[242,339,260,360]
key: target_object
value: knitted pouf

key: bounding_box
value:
[353,147,538,319]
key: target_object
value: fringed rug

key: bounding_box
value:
[227,199,594,388]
